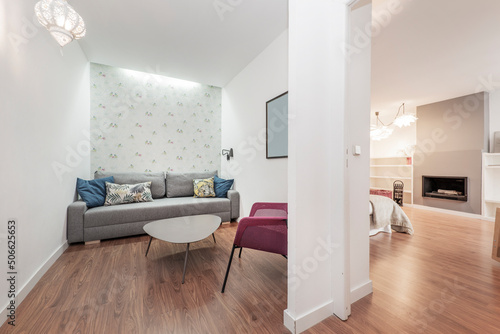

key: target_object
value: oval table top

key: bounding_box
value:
[143,214,221,244]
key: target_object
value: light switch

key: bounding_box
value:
[353,145,361,156]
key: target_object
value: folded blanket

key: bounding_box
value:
[369,195,414,235]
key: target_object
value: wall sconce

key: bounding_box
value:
[222,148,233,161]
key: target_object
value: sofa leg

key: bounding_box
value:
[85,240,100,245]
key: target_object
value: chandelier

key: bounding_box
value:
[370,103,417,141]
[393,103,418,127]
[35,0,86,47]
[370,112,394,141]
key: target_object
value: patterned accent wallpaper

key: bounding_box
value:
[90,63,222,174]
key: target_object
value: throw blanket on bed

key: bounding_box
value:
[369,195,414,235]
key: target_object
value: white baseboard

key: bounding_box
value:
[284,309,296,333]
[0,241,68,326]
[407,204,494,221]
[350,280,373,303]
[284,301,334,334]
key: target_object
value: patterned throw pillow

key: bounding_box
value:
[104,182,154,206]
[193,177,216,198]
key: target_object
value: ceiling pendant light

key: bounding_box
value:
[34,0,86,47]
[393,103,417,128]
[370,112,394,141]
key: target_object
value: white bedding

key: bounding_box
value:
[369,195,414,236]
[369,201,391,236]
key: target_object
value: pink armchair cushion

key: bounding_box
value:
[249,202,288,217]
[234,217,288,255]
[233,202,288,256]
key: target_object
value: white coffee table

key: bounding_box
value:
[143,215,221,283]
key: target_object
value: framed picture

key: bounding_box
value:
[266,92,288,159]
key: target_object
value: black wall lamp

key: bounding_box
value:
[222,148,233,161]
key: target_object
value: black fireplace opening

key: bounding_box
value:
[422,176,468,201]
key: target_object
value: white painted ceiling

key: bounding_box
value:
[74,0,288,87]
[73,0,500,111]
[371,0,500,122]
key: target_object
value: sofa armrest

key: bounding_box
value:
[227,190,240,220]
[67,200,88,243]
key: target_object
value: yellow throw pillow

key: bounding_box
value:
[193,177,215,198]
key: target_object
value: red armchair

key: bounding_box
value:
[221,202,287,293]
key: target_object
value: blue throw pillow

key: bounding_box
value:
[76,176,114,208]
[214,175,234,198]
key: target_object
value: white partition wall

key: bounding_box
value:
[286,0,371,332]
[347,2,373,304]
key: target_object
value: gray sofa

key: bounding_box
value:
[67,171,239,244]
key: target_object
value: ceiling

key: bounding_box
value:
[73,0,500,110]
[371,0,500,121]
[75,0,288,87]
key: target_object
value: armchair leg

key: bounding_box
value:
[221,244,238,293]
[238,247,243,258]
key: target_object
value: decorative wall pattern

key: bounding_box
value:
[90,63,222,173]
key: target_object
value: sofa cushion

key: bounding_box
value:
[84,197,229,228]
[104,182,153,206]
[76,176,114,208]
[166,171,217,198]
[214,176,234,198]
[193,177,216,198]
[95,171,165,199]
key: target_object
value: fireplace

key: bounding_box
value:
[422,176,468,201]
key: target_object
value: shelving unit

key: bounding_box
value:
[370,156,413,204]
[481,153,500,218]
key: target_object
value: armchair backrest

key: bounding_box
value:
[249,202,288,218]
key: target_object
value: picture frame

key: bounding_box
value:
[266,92,288,159]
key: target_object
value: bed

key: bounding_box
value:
[369,195,414,236]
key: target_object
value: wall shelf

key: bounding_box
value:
[370,176,412,180]
[370,156,413,204]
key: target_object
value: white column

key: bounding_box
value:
[286,0,356,332]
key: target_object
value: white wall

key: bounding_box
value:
[489,90,500,151]
[348,3,372,303]
[0,1,89,323]
[221,30,288,217]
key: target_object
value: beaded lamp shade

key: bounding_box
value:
[35,0,86,47]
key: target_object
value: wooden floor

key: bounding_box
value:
[1,207,500,333]
[306,207,500,334]
[0,223,289,334]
